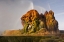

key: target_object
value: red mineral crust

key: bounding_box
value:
[3,9,60,36]
[21,9,39,26]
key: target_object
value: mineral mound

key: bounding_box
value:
[3,9,60,36]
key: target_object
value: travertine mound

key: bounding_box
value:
[3,9,60,36]
[21,9,39,26]
[44,10,59,34]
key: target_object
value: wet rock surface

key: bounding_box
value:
[3,9,60,36]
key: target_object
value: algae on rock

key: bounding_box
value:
[3,9,60,36]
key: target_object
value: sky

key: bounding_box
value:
[0,0,64,34]
[31,0,64,30]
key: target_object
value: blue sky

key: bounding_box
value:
[31,0,64,30]
[0,0,64,34]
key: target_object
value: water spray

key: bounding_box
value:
[13,1,34,29]
[31,1,34,9]
[34,5,46,14]
[48,3,51,10]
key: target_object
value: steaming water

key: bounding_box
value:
[0,1,35,35]
[34,5,46,14]
[48,3,51,10]
[0,1,46,35]
[13,1,34,30]
[14,1,46,30]
[31,2,34,9]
